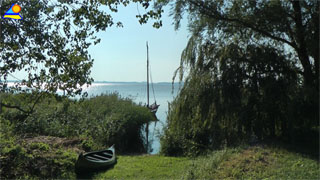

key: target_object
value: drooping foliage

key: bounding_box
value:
[160,0,318,89]
[156,0,319,156]
[161,43,318,156]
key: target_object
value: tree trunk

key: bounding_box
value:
[313,1,319,91]
[270,114,276,138]
[292,1,315,88]
[297,49,314,87]
[281,116,289,141]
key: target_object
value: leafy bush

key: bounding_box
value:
[29,142,51,151]
[1,92,156,153]
[0,116,78,179]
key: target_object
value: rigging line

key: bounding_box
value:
[141,82,146,105]
[8,73,22,81]
[136,3,141,16]
[149,63,157,102]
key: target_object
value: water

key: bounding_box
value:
[83,82,181,154]
[5,81,181,153]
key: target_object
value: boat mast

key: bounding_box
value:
[147,42,149,109]
[146,41,149,153]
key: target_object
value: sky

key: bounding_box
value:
[88,3,189,83]
[7,2,190,83]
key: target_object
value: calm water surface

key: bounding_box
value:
[83,82,181,154]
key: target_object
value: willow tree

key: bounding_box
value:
[153,0,318,89]
[143,0,319,155]
[0,0,161,114]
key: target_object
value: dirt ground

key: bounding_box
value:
[19,135,84,153]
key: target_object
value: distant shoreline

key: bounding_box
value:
[5,80,184,85]
[93,81,183,84]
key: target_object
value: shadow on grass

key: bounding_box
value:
[282,142,319,161]
[263,130,319,161]
[75,163,117,180]
[287,129,319,161]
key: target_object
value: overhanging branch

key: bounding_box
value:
[189,0,298,50]
[0,92,46,115]
[0,102,30,114]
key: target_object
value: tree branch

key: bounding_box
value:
[189,0,298,50]
[0,92,45,116]
[0,102,30,114]
[28,91,45,114]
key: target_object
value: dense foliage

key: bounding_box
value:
[0,117,79,179]
[0,92,156,179]
[0,0,162,114]
[158,0,319,156]
[1,93,156,153]
[161,44,318,156]
[0,0,161,94]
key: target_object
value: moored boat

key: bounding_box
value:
[75,145,116,172]
[145,42,160,152]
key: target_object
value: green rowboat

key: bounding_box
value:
[75,145,116,172]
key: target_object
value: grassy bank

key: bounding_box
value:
[1,134,318,179]
[184,145,319,179]
[93,155,191,179]
[93,144,319,179]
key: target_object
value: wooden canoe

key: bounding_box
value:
[75,145,116,171]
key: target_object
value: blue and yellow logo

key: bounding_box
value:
[3,4,22,20]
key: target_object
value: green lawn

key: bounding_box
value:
[93,155,191,179]
[92,145,319,180]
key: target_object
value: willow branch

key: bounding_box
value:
[189,0,298,50]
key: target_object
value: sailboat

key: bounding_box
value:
[145,42,159,152]
[146,41,160,114]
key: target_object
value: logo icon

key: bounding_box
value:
[3,4,22,20]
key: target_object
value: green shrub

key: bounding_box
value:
[1,92,156,153]
[81,137,95,151]
[29,142,50,151]
[0,119,77,179]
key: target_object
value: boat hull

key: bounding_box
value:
[75,145,116,172]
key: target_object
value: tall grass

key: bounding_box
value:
[182,145,320,179]
[1,92,156,153]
